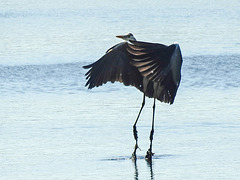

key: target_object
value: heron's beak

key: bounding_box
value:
[116,35,126,39]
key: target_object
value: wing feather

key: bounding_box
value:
[128,41,177,83]
[83,42,143,90]
[127,41,183,104]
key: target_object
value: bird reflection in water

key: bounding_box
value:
[133,157,154,180]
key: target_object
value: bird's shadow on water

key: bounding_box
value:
[101,154,175,180]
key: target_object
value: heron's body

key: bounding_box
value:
[83,33,183,162]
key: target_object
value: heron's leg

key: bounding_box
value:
[132,94,145,159]
[145,98,156,162]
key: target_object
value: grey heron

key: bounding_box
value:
[83,33,183,162]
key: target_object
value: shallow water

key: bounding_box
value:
[1,0,240,179]
[1,88,240,179]
[1,58,240,179]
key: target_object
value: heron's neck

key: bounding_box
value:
[127,38,137,42]
[131,37,137,41]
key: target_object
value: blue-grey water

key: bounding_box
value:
[1,0,240,179]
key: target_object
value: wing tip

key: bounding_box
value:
[83,65,91,69]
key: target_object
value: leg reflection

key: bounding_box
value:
[133,158,139,180]
[132,157,154,180]
[147,160,154,180]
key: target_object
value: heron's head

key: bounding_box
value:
[116,33,136,41]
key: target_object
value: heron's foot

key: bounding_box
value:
[131,144,141,160]
[131,152,137,160]
[145,148,154,163]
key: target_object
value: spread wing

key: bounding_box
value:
[127,41,183,104]
[83,42,143,90]
[127,41,177,82]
